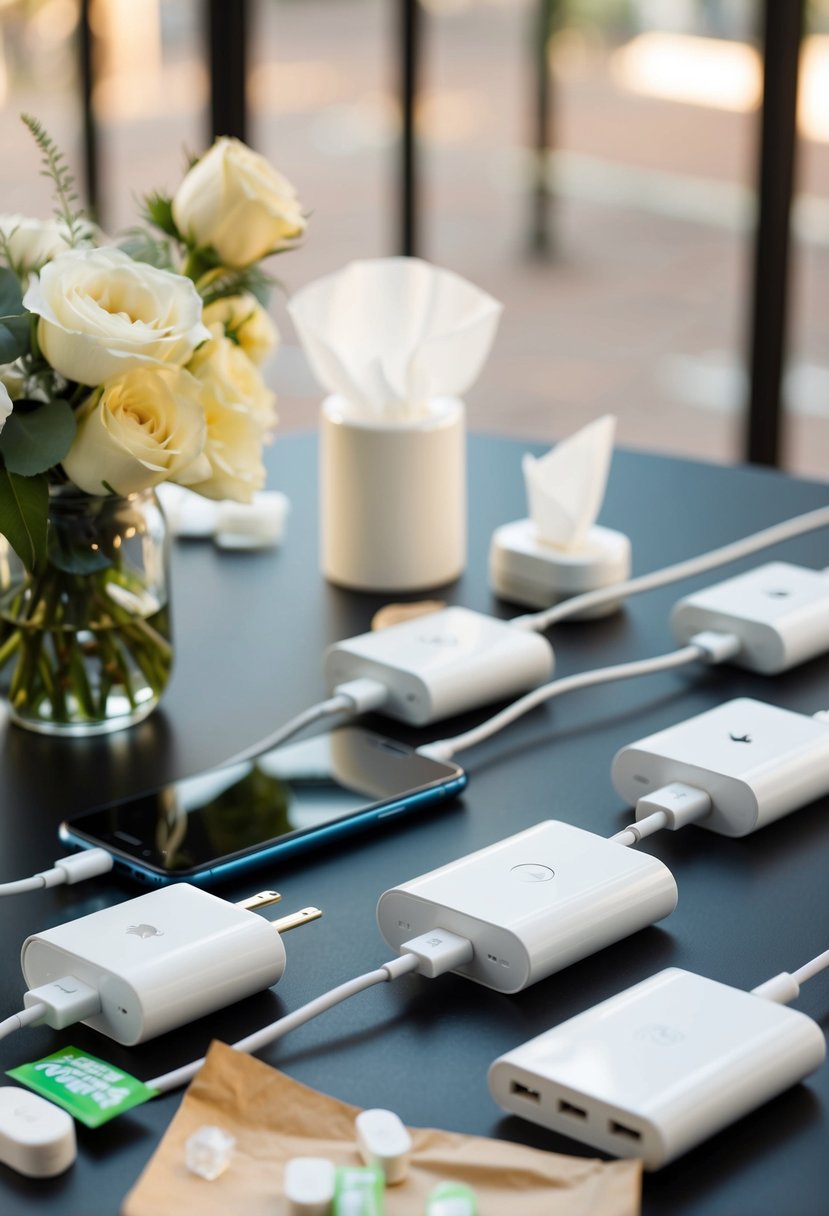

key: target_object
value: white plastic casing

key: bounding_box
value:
[0,1088,77,1178]
[376,821,677,993]
[612,697,829,837]
[324,607,554,726]
[489,519,631,616]
[488,968,826,1170]
[20,886,286,1046]
[671,562,829,673]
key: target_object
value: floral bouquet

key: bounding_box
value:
[0,117,305,734]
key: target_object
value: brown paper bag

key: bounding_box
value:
[122,1042,641,1215]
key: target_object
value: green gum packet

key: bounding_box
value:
[7,1045,158,1128]
[425,1181,478,1216]
[333,1163,384,1215]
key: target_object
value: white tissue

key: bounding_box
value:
[287,257,502,421]
[523,415,616,550]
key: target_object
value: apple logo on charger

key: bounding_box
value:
[126,923,164,939]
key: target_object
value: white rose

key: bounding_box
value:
[22,246,211,387]
[172,137,306,268]
[62,366,208,496]
[0,215,71,272]
[0,383,11,436]
[202,294,279,367]
[175,329,276,502]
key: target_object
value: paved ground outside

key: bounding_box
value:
[1,0,827,481]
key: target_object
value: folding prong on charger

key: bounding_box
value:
[272,907,323,933]
[235,890,283,911]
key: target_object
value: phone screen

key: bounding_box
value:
[60,727,465,881]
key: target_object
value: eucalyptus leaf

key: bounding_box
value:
[0,267,23,315]
[0,313,30,363]
[0,399,76,475]
[0,467,48,570]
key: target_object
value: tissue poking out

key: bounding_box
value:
[287,258,502,421]
[523,415,617,550]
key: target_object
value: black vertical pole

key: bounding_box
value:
[745,0,804,466]
[207,0,249,143]
[399,0,420,256]
[529,0,557,255]
[78,0,99,221]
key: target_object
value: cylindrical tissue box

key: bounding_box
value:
[320,395,466,592]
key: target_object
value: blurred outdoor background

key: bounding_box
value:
[0,0,828,479]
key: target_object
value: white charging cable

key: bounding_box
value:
[419,632,739,762]
[147,927,474,1094]
[511,505,829,633]
[752,947,829,1005]
[609,782,714,845]
[218,676,389,769]
[0,849,113,899]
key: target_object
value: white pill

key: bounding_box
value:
[284,1156,336,1215]
[355,1107,412,1185]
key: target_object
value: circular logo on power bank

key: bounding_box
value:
[511,864,555,883]
[635,1023,684,1047]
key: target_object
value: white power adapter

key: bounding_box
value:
[20,886,292,1046]
[324,606,554,726]
[671,561,829,673]
[376,821,677,993]
[611,697,829,836]
[488,967,826,1169]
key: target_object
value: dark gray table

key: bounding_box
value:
[1,433,828,1215]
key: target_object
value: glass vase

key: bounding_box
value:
[0,487,172,736]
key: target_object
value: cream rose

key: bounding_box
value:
[0,383,11,437]
[187,326,277,432]
[202,294,279,367]
[0,215,75,272]
[22,246,211,387]
[172,137,306,268]
[175,329,276,501]
[62,365,208,496]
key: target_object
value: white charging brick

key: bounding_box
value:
[612,697,829,836]
[671,561,829,673]
[324,606,554,726]
[20,886,286,1045]
[377,821,677,993]
[489,968,826,1169]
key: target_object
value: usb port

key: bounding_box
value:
[557,1098,588,1120]
[609,1119,641,1142]
[510,1080,541,1102]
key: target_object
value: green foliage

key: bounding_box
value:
[0,314,29,363]
[0,465,48,570]
[199,264,273,307]
[0,399,76,476]
[118,229,175,271]
[20,113,88,248]
[142,192,181,240]
[0,267,24,315]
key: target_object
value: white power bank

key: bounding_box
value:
[671,561,829,673]
[611,697,829,836]
[377,821,677,993]
[489,967,826,1169]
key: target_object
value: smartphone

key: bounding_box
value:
[58,726,466,887]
